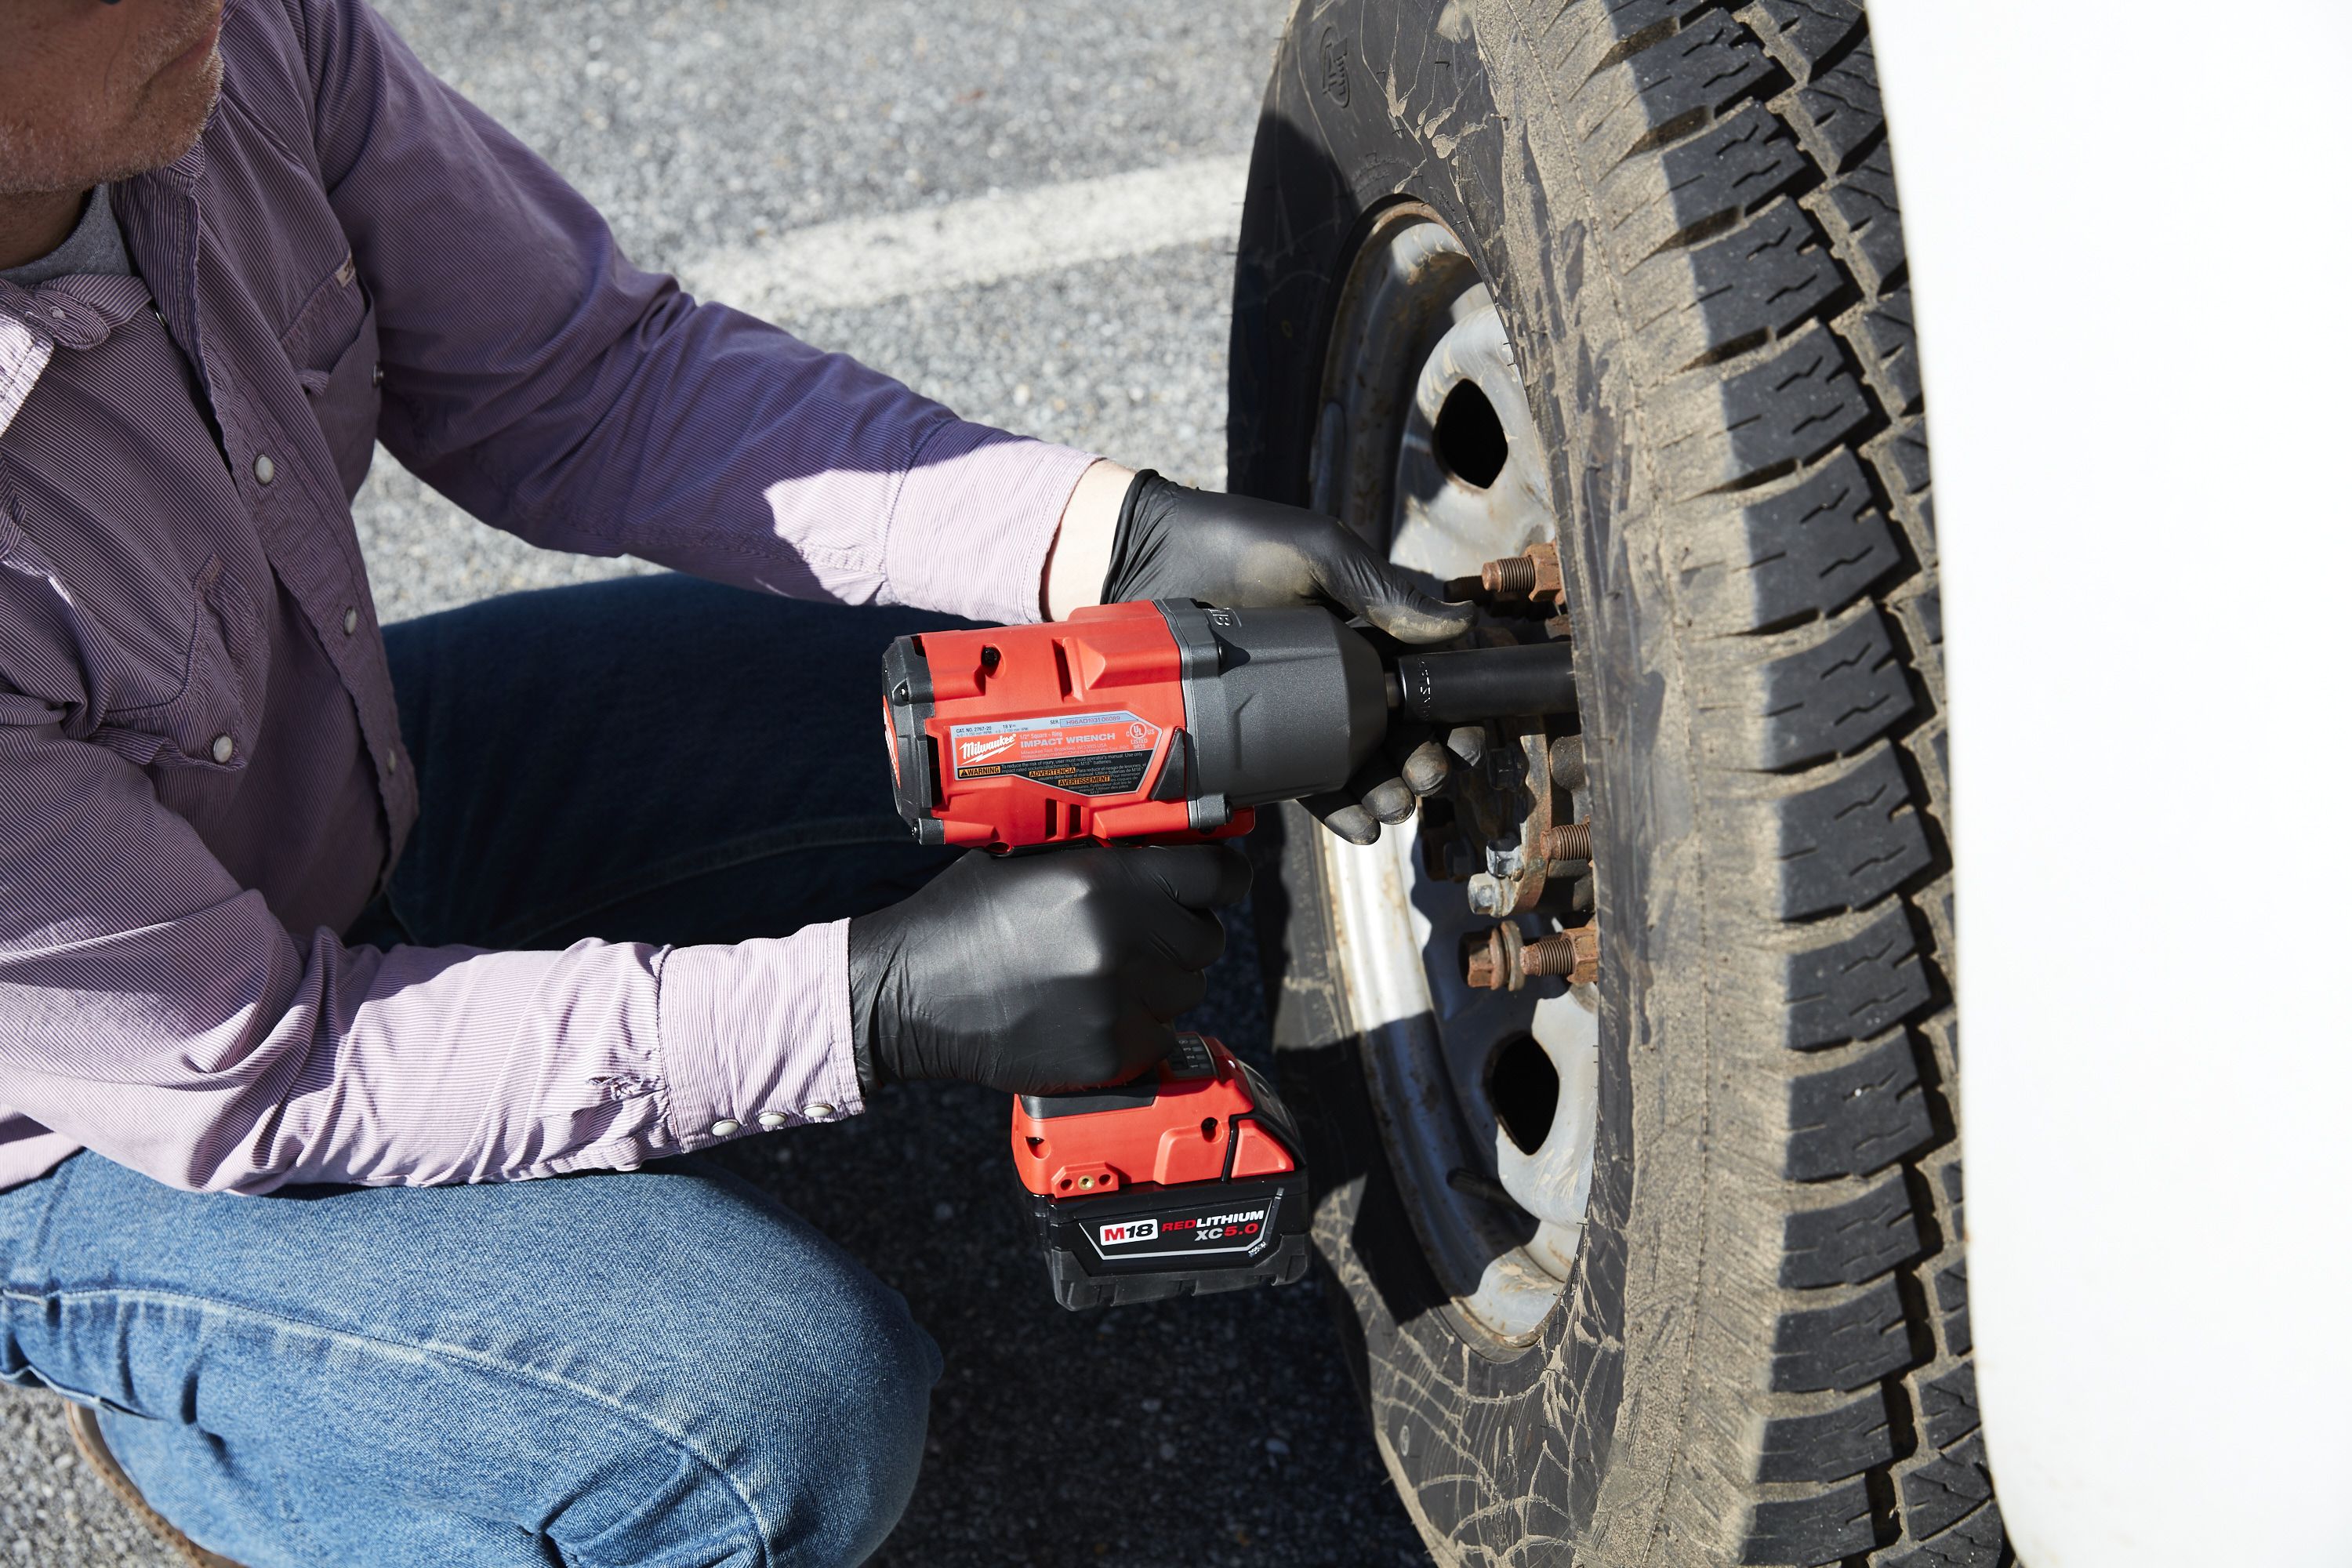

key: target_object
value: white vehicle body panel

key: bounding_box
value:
[1867,3,2352,1562]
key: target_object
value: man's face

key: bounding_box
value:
[0,0,227,197]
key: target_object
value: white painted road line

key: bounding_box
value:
[678,154,1252,318]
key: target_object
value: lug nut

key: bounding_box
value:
[1548,734,1587,791]
[1540,820,1592,862]
[1462,921,1599,990]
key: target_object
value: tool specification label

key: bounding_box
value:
[949,710,1163,797]
[1085,1194,1280,1265]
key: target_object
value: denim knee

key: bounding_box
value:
[701,1253,942,1564]
[5,1155,942,1568]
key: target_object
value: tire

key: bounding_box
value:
[1229,2,1994,1565]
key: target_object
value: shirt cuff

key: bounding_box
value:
[886,422,1098,625]
[654,920,865,1150]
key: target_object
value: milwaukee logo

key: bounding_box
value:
[958,735,1017,765]
[1097,1218,1158,1245]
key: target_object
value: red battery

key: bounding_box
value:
[1011,1035,1312,1311]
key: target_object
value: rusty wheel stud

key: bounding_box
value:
[1444,542,1566,606]
[1539,819,1592,863]
[1482,555,1540,597]
[1483,543,1563,603]
[1524,927,1599,985]
[1461,921,1599,990]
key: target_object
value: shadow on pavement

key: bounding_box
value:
[708,905,1428,1568]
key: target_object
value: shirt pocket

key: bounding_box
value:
[281,252,382,502]
[89,557,270,777]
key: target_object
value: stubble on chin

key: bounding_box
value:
[0,46,223,197]
[107,47,225,183]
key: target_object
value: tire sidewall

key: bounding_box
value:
[1232,0,1715,1552]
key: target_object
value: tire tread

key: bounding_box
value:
[1770,740,1933,919]
[1755,1387,1894,1483]
[1671,448,1904,636]
[1235,0,1995,1559]
[1777,1167,1924,1288]
[1783,1028,1934,1179]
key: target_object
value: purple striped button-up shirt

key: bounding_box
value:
[0,0,1094,1194]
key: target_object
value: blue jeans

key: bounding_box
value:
[0,576,964,1566]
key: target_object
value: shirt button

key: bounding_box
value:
[384,746,398,773]
[210,734,235,764]
[252,453,275,485]
[709,1120,741,1138]
[757,1111,788,1131]
[804,1102,837,1120]
[343,607,358,635]
[371,364,384,388]
[49,307,64,321]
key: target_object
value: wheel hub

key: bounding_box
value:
[1308,205,1599,1347]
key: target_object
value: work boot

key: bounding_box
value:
[64,1403,249,1568]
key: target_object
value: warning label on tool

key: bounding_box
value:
[949,710,1163,797]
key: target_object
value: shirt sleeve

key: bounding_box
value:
[291,0,1092,628]
[0,695,856,1193]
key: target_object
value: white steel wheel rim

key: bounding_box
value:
[1308,205,1598,1348]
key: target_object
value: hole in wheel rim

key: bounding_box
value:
[1433,378,1508,488]
[1486,1033,1559,1156]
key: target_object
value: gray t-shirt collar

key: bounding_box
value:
[0,186,135,289]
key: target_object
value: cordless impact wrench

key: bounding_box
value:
[879,598,1573,1309]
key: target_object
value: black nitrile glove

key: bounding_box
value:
[1102,470,1475,643]
[847,844,1252,1096]
[1102,470,1477,844]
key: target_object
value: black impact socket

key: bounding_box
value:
[1389,642,1577,726]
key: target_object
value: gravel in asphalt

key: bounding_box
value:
[1,1,1434,1563]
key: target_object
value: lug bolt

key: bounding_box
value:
[1462,923,1511,988]
[1539,820,1592,862]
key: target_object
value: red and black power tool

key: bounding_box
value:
[1012,1033,1310,1308]
[880,598,1573,851]
[880,598,1573,1308]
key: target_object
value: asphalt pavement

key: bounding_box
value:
[0,1,1432,1563]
